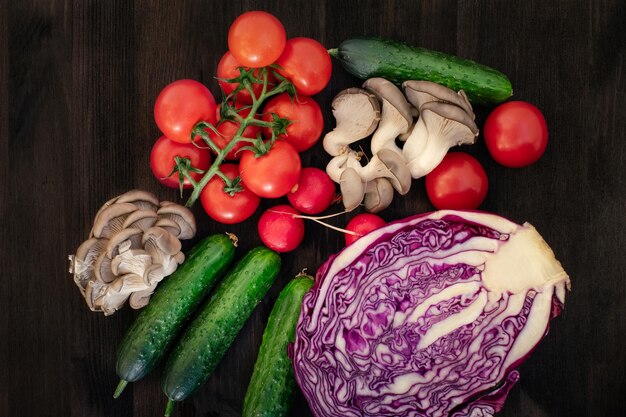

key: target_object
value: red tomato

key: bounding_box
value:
[209,105,261,160]
[239,140,301,198]
[228,11,286,68]
[150,136,212,189]
[288,167,336,214]
[483,101,548,168]
[425,152,488,210]
[200,164,260,224]
[275,37,332,96]
[154,79,217,143]
[258,205,304,252]
[262,93,323,152]
[345,214,386,246]
[216,51,275,104]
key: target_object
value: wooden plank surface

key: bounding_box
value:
[1,1,624,416]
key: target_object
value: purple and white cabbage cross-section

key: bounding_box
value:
[293,211,570,417]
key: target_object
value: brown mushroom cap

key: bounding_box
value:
[363,78,413,125]
[364,178,394,213]
[91,203,137,238]
[156,203,196,240]
[376,149,412,195]
[122,209,158,232]
[405,101,479,179]
[339,168,366,212]
[363,78,413,156]
[115,189,160,211]
[403,80,475,119]
[142,226,182,257]
[105,227,143,259]
[420,101,479,137]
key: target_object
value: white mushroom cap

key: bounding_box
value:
[323,88,381,156]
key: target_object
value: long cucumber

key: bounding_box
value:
[113,234,236,397]
[162,246,281,416]
[329,37,512,104]
[243,274,314,417]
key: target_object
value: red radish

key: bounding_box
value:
[258,205,305,252]
[288,167,336,215]
[344,214,386,246]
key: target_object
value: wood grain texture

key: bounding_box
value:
[1,1,624,416]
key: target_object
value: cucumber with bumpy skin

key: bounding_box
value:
[162,246,281,416]
[243,274,314,417]
[329,37,512,104]
[113,234,236,398]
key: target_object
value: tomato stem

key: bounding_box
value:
[185,68,293,207]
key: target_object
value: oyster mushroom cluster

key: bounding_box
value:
[68,190,196,315]
[324,78,479,212]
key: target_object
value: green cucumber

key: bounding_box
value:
[162,246,281,416]
[329,37,512,104]
[113,234,236,398]
[243,274,314,417]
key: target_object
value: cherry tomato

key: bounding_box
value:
[150,136,212,189]
[216,51,275,104]
[288,167,336,214]
[275,37,332,96]
[262,93,323,152]
[200,164,260,224]
[209,105,261,160]
[345,214,386,246]
[425,152,488,210]
[483,101,548,168]
[239,140,301,198]
[154,79,217,143]
[258,205,304,252]
[228,11,286,68]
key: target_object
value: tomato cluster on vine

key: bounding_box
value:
[148,11,337,251]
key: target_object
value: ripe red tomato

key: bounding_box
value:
[154,79,217,143]
[239,140,301,198]
[345,214,386,246]
[275,37,332,96]
[228,11,286,68]
[200,164,260,224]
[258,205,305,252]
[261,93,323,152]
[150,136,212,189]
[208,105,261,160]
[425,152,488,210]
[216,51,275,104]
[288,167,336,214]
[483,101,548,168]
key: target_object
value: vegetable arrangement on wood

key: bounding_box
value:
[67,9,567,417]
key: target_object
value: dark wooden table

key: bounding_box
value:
[2,1,625,416]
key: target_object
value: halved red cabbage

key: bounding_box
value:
[293,211,570,417]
